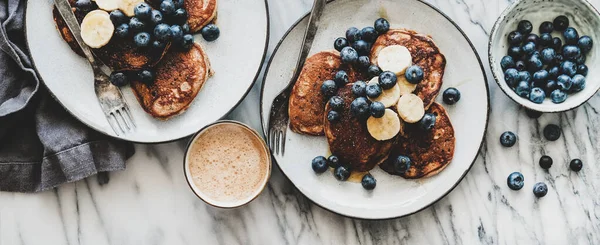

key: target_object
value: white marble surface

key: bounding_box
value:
[2,0,600,244]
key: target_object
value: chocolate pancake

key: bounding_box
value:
[324,85,394,172]
[380,102,455,178]
[130,43,212,119]
[288,51,363,135]
[370,29,446,110]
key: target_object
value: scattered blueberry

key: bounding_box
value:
[352,40,370,56]
[370,101,385,118]
[522,42,536,55]
[562,45,581,60]
[115,23,130,38]
[525,108,542,118]
[345,27,361,43]
[150,10,164,25]
[550,89,567,104]
[129,17,145,33]
[180,34,194,50]
[533,182,548,197]
[134,3,152,20]
[327,155,340,168]
[393,155,411,174]
[172,8,188,25]
[508,46,522,59]
[374,18,390,34]
[500,131,517,147]
[311,156,328,173]
[153,23,171,41]
[540,48,555,64]
[516,81,531,97]
[570,159,583,172]
[361,174,377,190]
[578,36,593,53]
[368,65,382,77]
[352,80,367,97]
[539,33,552,46]
[133,32,151,47]
[350,97,370,119]
[543,124,561,141]
[557,74,572,91]
[357,56,371,70]
[152,40,166,49]
[173,0,185,8]
[577,64,588,76]
[361,26,378,43]
[109,71,129,87]
[560,60,577,77]
[507,31,523,45]
[539,21,554,33]
[550,37,562,50]
[201,24,220,41]
[109,10,128,26]
[571,74,586,92]
[553,15,569,31]
[334,37,349,52]
[160,0,177,16]
[379,71,397,89]
[517,20,533,35]
[539,155,553,169]
[321,80,337,97]
[405,65,424,84]
[334,165,351,181]
[328,96,344,111]
[418,113,436,131]
[169,25,184,42]
[443,87,461,105]
[334,70,349,87]
[507,172,524,190]
[340,46,359,64]
[504,68,519,87]
[366,83,382,98]
[563,27,579,44]
[327,110,340,122]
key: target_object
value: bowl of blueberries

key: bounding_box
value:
[489,0,600,112]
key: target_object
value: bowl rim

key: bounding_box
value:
[488,0,600,113]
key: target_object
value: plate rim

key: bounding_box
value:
[24,0,271,144]
[259,0,491,220]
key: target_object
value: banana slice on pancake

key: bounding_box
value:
[367,109,401,141]
[94,0,120,11]
[397,75,417,96]
[120,0,145,16]
[396,94,425,123]
[80,10,114,48]
[376,45,412,76]
[367,77,401,107]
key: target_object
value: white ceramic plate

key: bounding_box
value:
[260,0,489,219]
[26,0,268,143]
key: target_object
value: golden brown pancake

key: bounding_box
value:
[130,43,212,119]
[370,29,446,110]
[324,84,394,172]
[380,102,455,178]
[288,51,363,135]
[184,0,218,32]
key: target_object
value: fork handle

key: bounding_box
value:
[54,0,101,69]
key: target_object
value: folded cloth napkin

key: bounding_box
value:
[0,0,134,192]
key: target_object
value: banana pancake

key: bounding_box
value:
[289,51,363,135]
[147,0,217,32]
[380,102,455,178]
[130,43,212,119]
[370,29,446,110]
[324,85,394,172]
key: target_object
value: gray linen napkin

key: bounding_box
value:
[0,0,134,192]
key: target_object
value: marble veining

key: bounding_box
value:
[2,0,600,244]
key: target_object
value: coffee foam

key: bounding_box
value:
[186,123,269,207]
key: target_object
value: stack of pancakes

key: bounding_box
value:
[52,0,217,119]
[289,29,455,179]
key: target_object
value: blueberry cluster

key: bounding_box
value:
[74,0,97,11]
[501,16,592,104]
[334,18,390,72]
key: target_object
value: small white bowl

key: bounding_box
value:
[489,0,600,112]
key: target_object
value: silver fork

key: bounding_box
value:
[267,0,327,156]
[54,0,136,136]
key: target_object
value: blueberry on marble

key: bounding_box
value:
[543,124,561,141]
[340,46,359,64]
[517,20,533,35]
[578,36,593,53]
[577,64,588,76]
[328,96,344,111]
[500,131,517,147]
[515,81,531,98]
[370,101,385,118]
[405,65,424,84]
[563,27,579,45]
[374,18,390,34]
[360,26,378,43]
[352,40,370,56]
[366,83,382,98]
[507,172,524,190]
[571,74,586,92]
[379,71,397,89]
[550,37,562,50]
[540,48,555,64]
[334,165,350,181]
[368,65,382,77]
[533,182,548,197]
[550,89,567,104]
[562,45,581,60]
[361,174,377,190]
[393,155,411,174]
[515,60,526,71]
[350,97,370,119]
[560,61,577,77]
[507,31,523,46]
[352,80,367,97]
[321,80,337,97]
[334,37,349,52]
[570,159,583,172]
[311,156,328,173]
[539,155,553,169]
[508,46,522,59]
[327,155,340,168]
[334,70,349,87]
[504,68,519,87]
[526,33,539,45]
[442,87,461,105]
[553,15,569,31]
[529,87,545,104]
[358,56,371,70]
[556,74,572,91]
[525,108,542,118]
[522,42,536,55]
[345,27,361,43]
[327,110,340,123]
[501,56,515,70]
[539,33,552,47]
[418,113,437,131]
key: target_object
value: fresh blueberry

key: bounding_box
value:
[393,155,411,174]
[539,21,554,33]
[114,23,130,38]
[352,80,367,97]
[550,89,567,103]
[543,80,559,95]
[533,182,548,197]
[150,10,164,25]
[350,97,370,119]
[543,124,561,141]
[361,174,377,190]
[418,113,436,131]
[578,36,593,53]
[109,71,129,87]
[504,68,519,87]
[181,23,190,33]
[153,23,171,41]
[374,18,390,34]
[533,70,549,84]
[517,20,533,35]
[539,155,553,169]
[554,53,564,65]
[443,87,461,105]
[557,74,572,91]
[320,80,337,97]
[160,0,176,16]
[366,83,382,98]
[327,155,340,168]
[507,172,524,190]
[352,40,370,56]
[500,56,515,70]
[361,27,378,43]
[570,159,583,172]
[553,15,569,31]
[169,25,184,42]
[507,31,523,45]
[334,37,349,52]
[526,33,539,45]
[172,8,188,25]
[575,54,586,65]
[548,66,560,79]
[522,42,536,55]
[75,0,95,11]
[357,56,371,70]
[134,3,152,20]
[539,33,552,47]
[370,101,385,118]
[151,40,166,49]
[518,71,532,83]
[577,64,588,76]
[500,131,517,147]
[334,70,349,87]
[550,37,562,50]
[560,60,577,77]
[311,156,328,173]
[334,165,350,181]
[173,0,185,8]
[571,74,586,92]
[508,46,522,59]
[405,65,424,84]
[379,71,397,89]
[368,65,382,77]
[345,27,361,43]
[137,69,154,84]
[563,27,579,44]
[133,32,151,47]
[340,46,359,64]
[180,34,194,50]
[525,108,543,118]
[201,24,220,41]
[109,10,128,26]
[327,110,340,123]
[328,96,344,111]
[129,17,145,33]
[516,81,531,97]
[562,45,581,60]
[529,87,546,104]
[515,60,526,71]
[540,48,555,65]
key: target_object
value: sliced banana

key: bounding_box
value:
[367,77,401,107]
[94,0,120,11]
[80,10,114,48]
[120,0,145,16]
[376,45,412,76]
[367,109,401,141]
[397,75,417,96]
[396,94,425,123]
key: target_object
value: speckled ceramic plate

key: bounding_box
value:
[25,0,268,143]
[260,0,489,220]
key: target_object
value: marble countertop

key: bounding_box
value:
[2,0,600,244]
